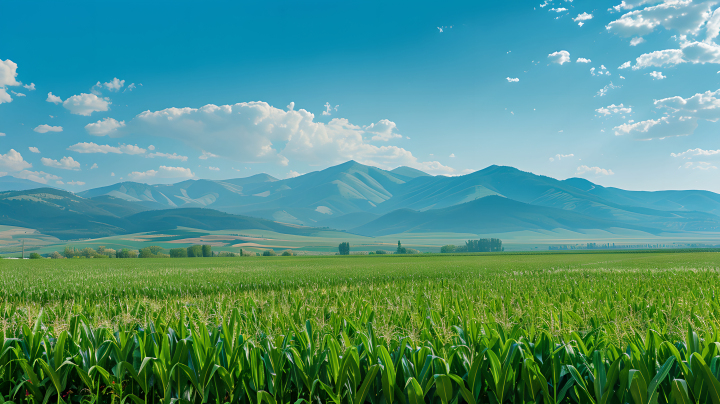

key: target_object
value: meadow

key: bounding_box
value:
[1,251,719,403]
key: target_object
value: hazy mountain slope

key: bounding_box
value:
[563,178,720,215]
[390,166,430,178]
[0,176,58,192]
[353,195,720,236]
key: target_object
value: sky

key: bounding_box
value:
[1,0,720,192]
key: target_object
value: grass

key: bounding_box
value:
[2,250,720,402]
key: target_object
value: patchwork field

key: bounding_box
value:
[1,251,720,402]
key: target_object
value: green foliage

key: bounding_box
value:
[281,249,294,256]
[396,240,406,254]
[338,241,350,255]
[116,248,137,258]
[465,238,503,252]
[187,244,203,257]
[28,252,42,259]
[169,248,188,258]
[202,244,212,257]
[375,250,387,254]
[263,249,277,256]
[440,244,456,253]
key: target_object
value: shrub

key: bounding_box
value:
[116,249,138,258]
[28,252,42,259]
[49,251,64,259]
[405,248,420,255]
[263,250,277,256]
[281,250,294,256]
[170,248,188,258]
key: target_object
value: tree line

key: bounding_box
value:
[441,238,503,253]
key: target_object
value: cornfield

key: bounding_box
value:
[0,252,719,403]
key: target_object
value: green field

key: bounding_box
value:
[1,251,720,402]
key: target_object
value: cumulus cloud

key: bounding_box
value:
[655,87,720,121]
[85,117,126,136]
[128,101,456,174]
[596,103,633,116]
[576,165,614,175]
[46,92,62,104]
[67,181,86,186]
[573,12,593,26]
[506,77,520,82]
[62,93,110,116]
[103,78,125,92]
[33,124,63,133]
[322,102,339,116]
[548,50,571,64]
[649,71,666,79]
[127,166,195,181]
[596,82,621,97]
[550,7,568,13]
[549,153,574,162]
[680,161,718,170]
[0,149,32,172]
[199,150,218,160]
[147,152,188,161]
[208,166,220,171]
[591,65,611,76]
[613,116,698,139]
[28,147,40,153]
[619,61,632,69]
[41,156,81,171]
[90,163,98,169]
[607,1,717,37]
[671,148,720,158]
[286,170,301,178]
[365,119,402,141]
[14,170,61,184]
[0,59,21,104]
[630,37,646,46]
[0,132,4,136]
[67,142,146,155]
[23,83,35,91]
[576,58,592,63]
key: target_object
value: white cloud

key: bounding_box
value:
[148,145,155,151]
[613,116,697,139]
[680,161,718,170]
[630,37,646,46]
[11,91,26,97]
[85,117,126,136]
[365,119,402,141]
[506,77,520,82]
[549,153,574,162]
[707,7,720,42]
[618,61,632,69]
[90,163,98,169]
[649,71,666,79]
[596,103,632,116]
[0,132,4,136]
[46,92,62,104]
[0,59,21,104]
[147,152,188,161]
[548,50,571,64]
[671,148,720,158]
[607,1,717,38]
[41,156,81,171]
[0,89,11,104]
[596,82,621,97]
[449,153,456,158]
[655,88,720,121]
[23,83,35,91]
[550,7,568,12]
[287,102,295,110]
[631,41,720,70]
[33,124,63,133]
[591,65,611,76]
[67,142,146,155]
[286,170,301,178]
[576,165,614,175]
[62,93,110,116]
[103,78,125,92]
[199,150,219,160]
[208,166,220,171]
[28,147,40,153]
[576,58,592,63]
[130,101,456,174]
[123,83,136,93]
[573,12,593,26]
[14,170,61,184]
[127,166,195,181]
[322,102,339,116]
[67,181,86,186]
[0,149,32,172]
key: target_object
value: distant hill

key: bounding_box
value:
[0,188,321,239]
[3,161,720,238]
[0,176,57,192]
[352,195,720,236]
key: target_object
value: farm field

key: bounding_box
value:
[1,251,720,402]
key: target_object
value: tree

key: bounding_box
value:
[440,245,456,253]
[28,252,42,259]
[396,241,406,254]
[375,250,387,254]
[170,248,187,258]
[202,245,212,257]
[63,246,76,258]
[281,249,293,256]
[263,250,277,256]
[49,251,64,259]
[338,242,350,255]
[116,249,137,258]
[187,245,202,257]
[139,247,154,258]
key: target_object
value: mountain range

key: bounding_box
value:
[1,160,720,239]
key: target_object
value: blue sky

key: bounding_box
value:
[1,0,720,192]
